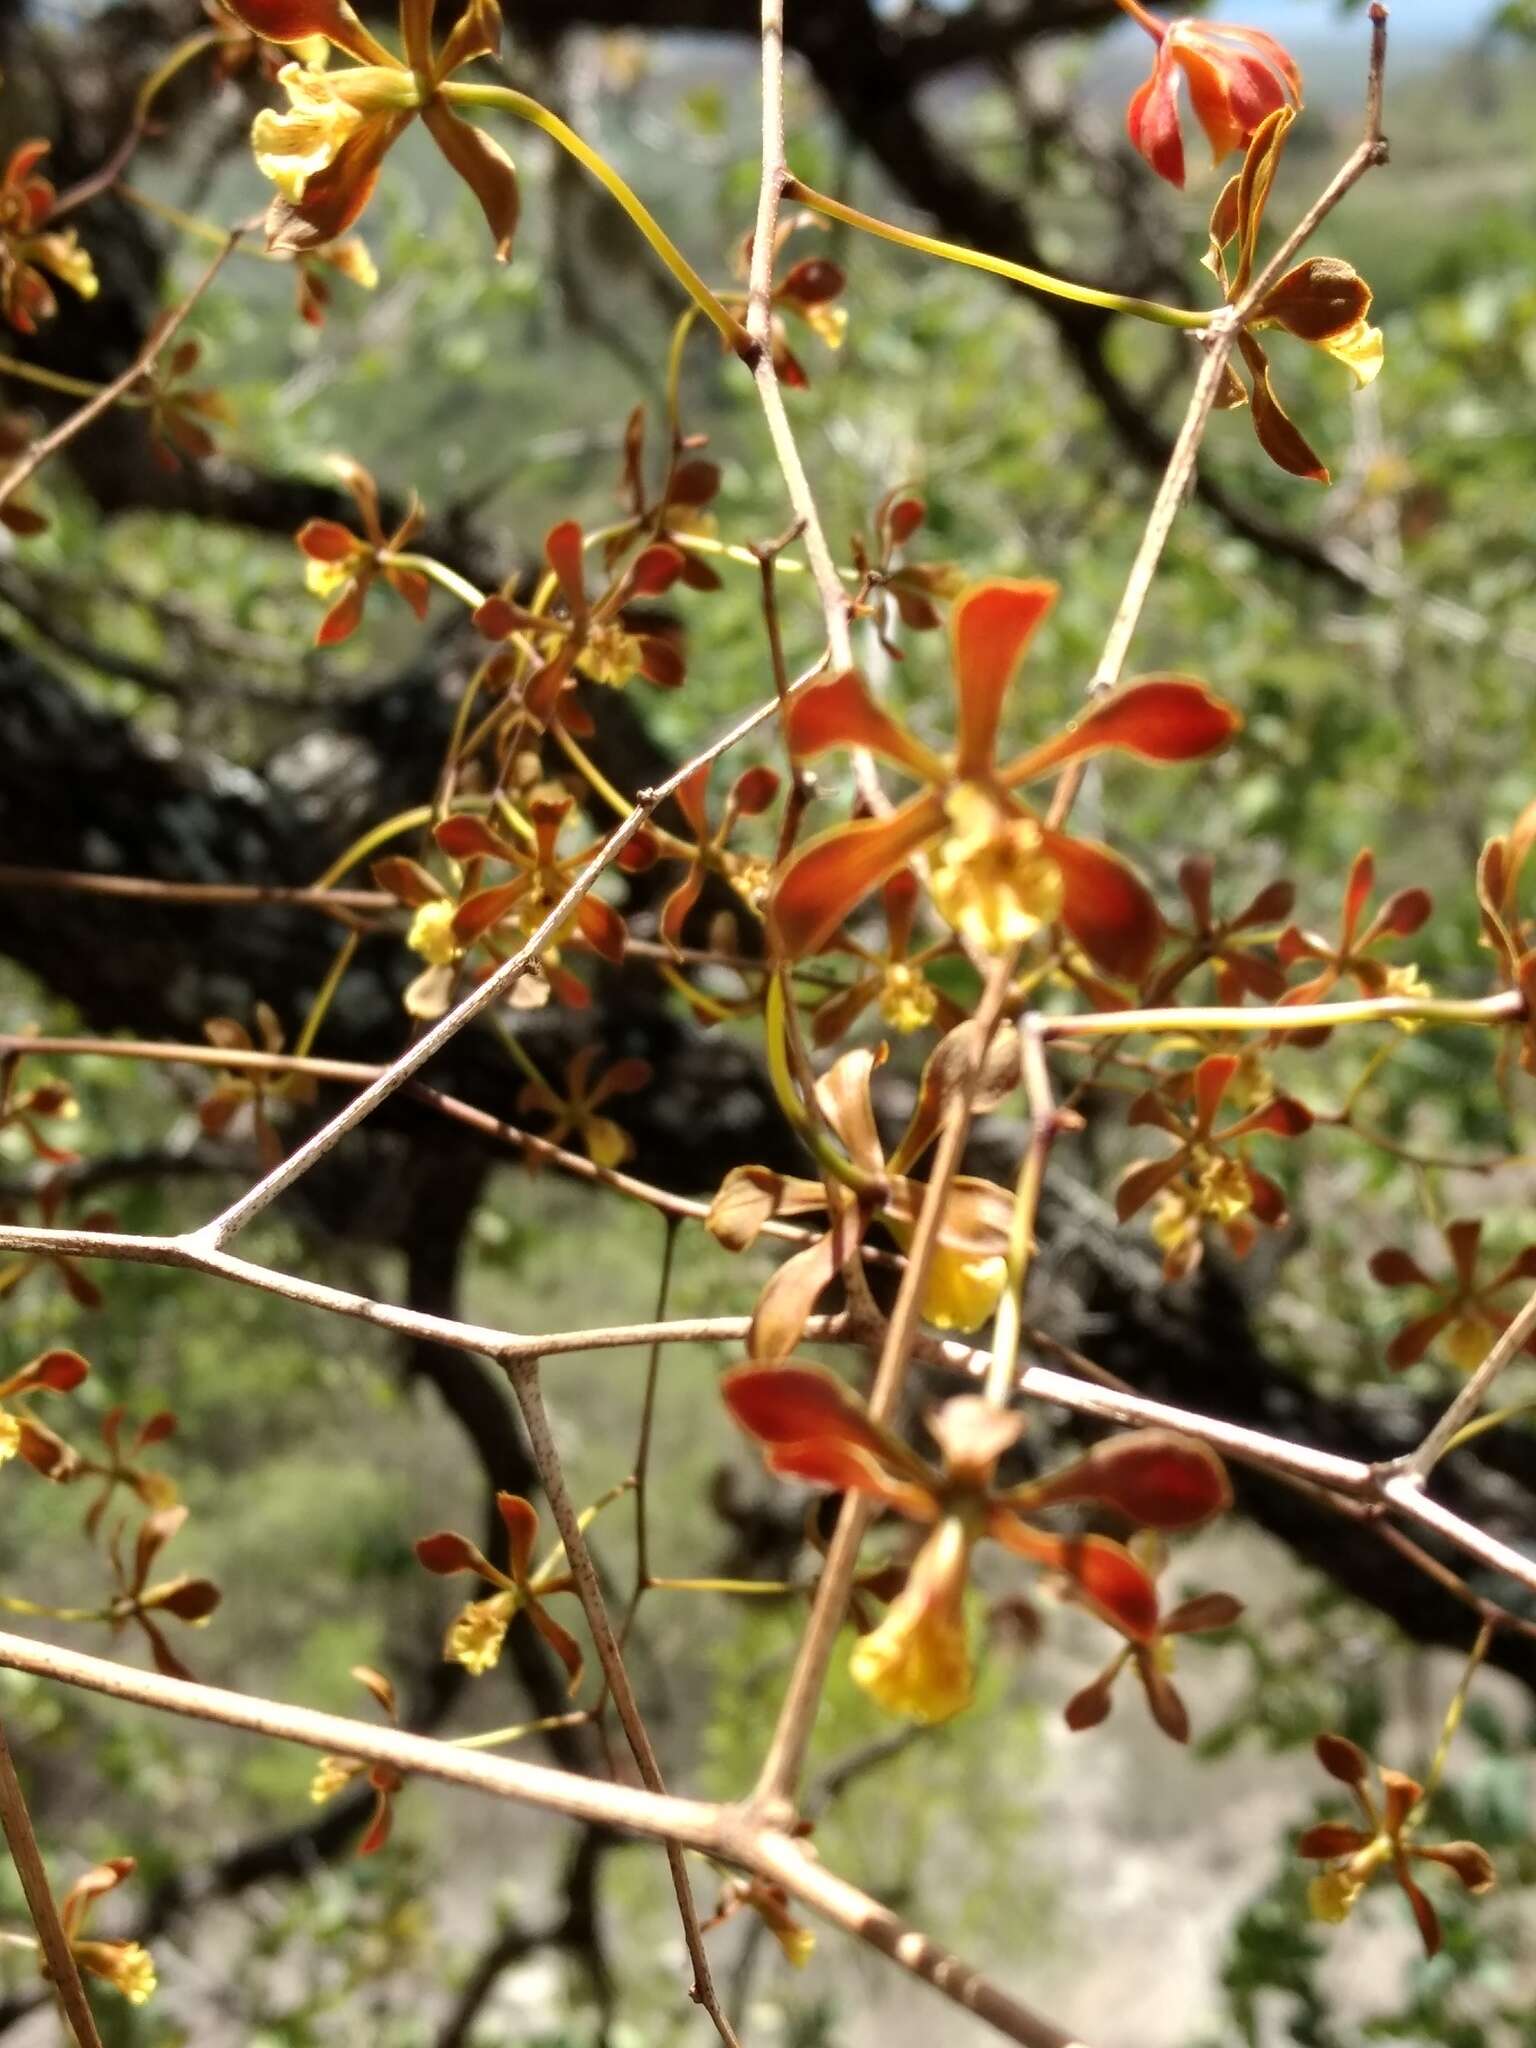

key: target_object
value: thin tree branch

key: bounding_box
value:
[0,1631,1086,2048]
[508,1360,739,2046]
[0,1718,105,2048]
[746,0,854,677]
[0,230,247,516]
[1401,1282,1536,1482]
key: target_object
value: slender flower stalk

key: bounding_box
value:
[783,177,1211,330]
[441,82,751,354]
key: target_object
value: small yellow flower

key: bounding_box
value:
[0,1411,19,1464]
[579,623,644,688]
[304,546,359,600]
[802,301,847,351]
[664,503,716,543]
[1321,318,1384,390]
[848,1518,974,1725]
[919,1245,1008,1335]
[407,899,461,967]
[1191,1149,1252,1227]
[70,1939,157,2005]
[929,783,1064,954]
[878,962,938,1034]
[253,62,419,202]
[774,1921,817,1968]
[730,854,773,919]
[1442,1310,1498,1376]
[310,1753,361,1804]
[579,1116,631,1171]
[29,230,97,302]
[1307,1868,1364,1925]
[446,1590,517,1675]
[1224,1046,1275,1113]
[318,234,378,289]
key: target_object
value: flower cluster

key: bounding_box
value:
[1369,1219,1536,1374]
[374,797,649,1018]
[1299,1733,1495,1956]
[770,579,1240,973]
[1117,1053,1312,1281]
[415,1490,585,1687]
[0,140,98,334]
[226,0,517,257]
[723,1364,1230,1725]
[708,1039,1016,1350]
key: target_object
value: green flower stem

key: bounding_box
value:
[665,303,704,438]
[784,177,1214,331]
[292,929,361,1060]
[764,971,873,1195]
[440,83,754,358]
[0,354,146,406]
[1417,1617,1495,1814]
[311,805,437,890]
[649,1576,794,1596]
[1047,993,1518,1039]
[380,551,486,612]
[491,1012,557,1101]
[453,1711,588,1752]
[0,1594,104,1623]
[1445,1397,1536,1456]
[121,185,272,256]
[548,726,689,859]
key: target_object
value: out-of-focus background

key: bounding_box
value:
[1,2,1534,2043]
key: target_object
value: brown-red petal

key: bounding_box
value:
[421,100,519,262]
[784,668,942,781]
[1413,1840,1496,1894]
[720,1362,925,1481]
[1042,829,1164,984]
[1297,1821,1372,1860]
[1007,1432,1231,1531]
[415,1529,497,1578]
[987,1516,1161,1641]
[1314,1730,1371,1787]
[949,579,1057,780]
[265,109,411,253]
[769,796,943,959]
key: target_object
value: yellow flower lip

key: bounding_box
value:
[446,1589,518,1674]
[1307,1868,1363,1925]
[848,1518,975,1724]
[929,782,1064,955]
[70,1938,158,2006]
[919,1244,1008,1334]
[253,61,423,202]
[580,622,643,688]
[878,961,938,1035]
[407,899,461,966]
